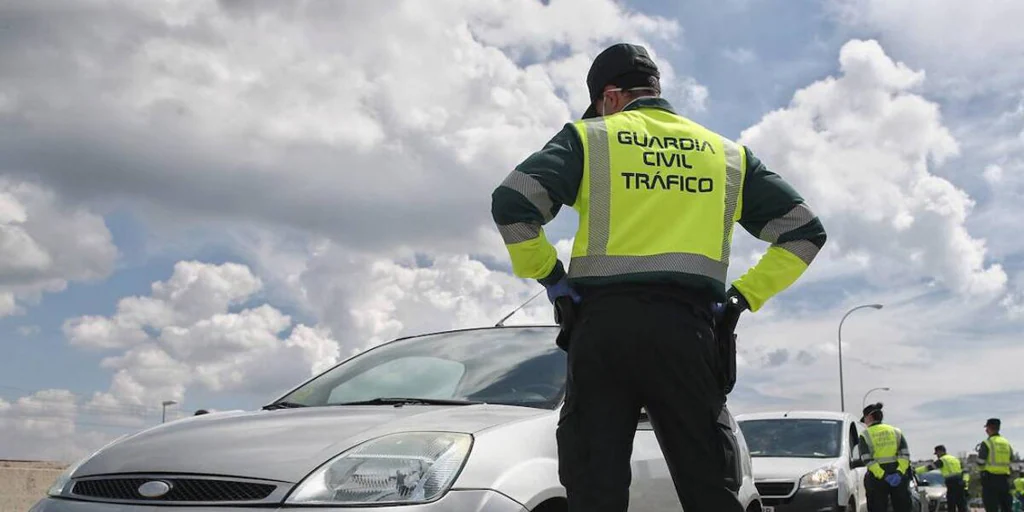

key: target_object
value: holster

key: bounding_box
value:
[715,297,742,395]
[553,296,577,352]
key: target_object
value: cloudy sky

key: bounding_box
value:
[1,0,1022,462]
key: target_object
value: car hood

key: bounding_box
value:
[751,457,837,480]
[76,404,549,483]
[924,485,947,498]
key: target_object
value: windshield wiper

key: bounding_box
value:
[331,397,484,407]
[261,401,309,410]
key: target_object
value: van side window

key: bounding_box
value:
[849,423,859,458]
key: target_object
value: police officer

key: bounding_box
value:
[1013,472,1024,510]
[977,418,1014,512]
[491,43,827,512]
[915,444,967,512]
[858,403,912,512]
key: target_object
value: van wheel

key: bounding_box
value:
[847,497,857,512]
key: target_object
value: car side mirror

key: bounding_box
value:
[850,459,865,469]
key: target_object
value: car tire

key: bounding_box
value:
[838,496,856,512]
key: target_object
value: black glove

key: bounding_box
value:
[726,286,750,312]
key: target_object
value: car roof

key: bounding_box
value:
[735,410,854,422]
[390,324,559,342]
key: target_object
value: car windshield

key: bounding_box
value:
[919,471,946,486]
[739,418,844,458]
[275,327,566,410]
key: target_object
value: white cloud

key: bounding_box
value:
[272,243,554,349]
[61,261,341,411]
[738,39,1006,296]
[65,260,263,350]
[0,0,696,257]
[722,47,756,64]
[0,390,113,461]
[0,178,117,317]
[828,0,1024,99]
[16,324,40,337]
[983,164,1004,184]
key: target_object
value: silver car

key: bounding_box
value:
[34,325,762,512]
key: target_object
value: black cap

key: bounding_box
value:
[861,402,883,422]
[934,445,946,454]
[986,418,1001,429]
[581,43,661,119]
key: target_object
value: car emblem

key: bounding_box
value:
[137,480,172,498]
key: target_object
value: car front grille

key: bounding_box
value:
[755,481,796,497]
[71,477,278,502]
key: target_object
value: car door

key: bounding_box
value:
[628,408,683,511]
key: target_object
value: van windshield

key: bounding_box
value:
[739,418,843,458]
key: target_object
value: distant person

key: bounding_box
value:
[858,403,912,512]
[915,444,967,512]
[1013,472,1023,507]
[976,418,1013,512]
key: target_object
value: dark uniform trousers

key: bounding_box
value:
[555,284,744,512]
[944,475,967,512]
[981,472,1012,512]
[864,471,912,512]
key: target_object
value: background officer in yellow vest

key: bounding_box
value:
[915,444,967,512]
[977,418,1014,512]
[1013,473,1024,507]
[491,42,827,512]
[858,403,912,512]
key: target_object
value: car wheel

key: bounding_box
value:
[746,501,762,512]
[848,496,857,512]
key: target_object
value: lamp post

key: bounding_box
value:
[862,387,891,410]
[161,400,177,423]
[838,304,883,412]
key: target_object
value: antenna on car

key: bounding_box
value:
[495,289,546,327]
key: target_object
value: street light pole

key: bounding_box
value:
[161,400,177,423]
[862,387,891,410]
[838,304,883,412]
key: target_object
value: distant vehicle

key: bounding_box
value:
[915,470,947,511]
[737,410,868,512]
[34,325,761,512]
[904,470,933,512]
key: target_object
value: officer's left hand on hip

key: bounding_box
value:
[544,277,581,304]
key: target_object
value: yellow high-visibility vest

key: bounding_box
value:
[981,435,1012,475]
[565,110,752,287]
[862,424,910,479]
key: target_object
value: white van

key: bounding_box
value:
[736,410,868,512]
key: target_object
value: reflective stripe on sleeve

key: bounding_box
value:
[500,171,555,222]
[758,203,816,243]
[774,239,819,265]
[497,222,541,245]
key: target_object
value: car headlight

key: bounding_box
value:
[800,466,839,489]
[286,432,473,505]
[46,458,86,497]
[47,434,131,497]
